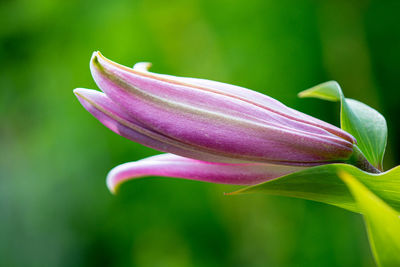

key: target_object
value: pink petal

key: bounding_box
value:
[106,153,305,193]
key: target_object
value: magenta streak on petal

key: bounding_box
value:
[74,88,252,164]
[89,53,353,165]
[106,153,305,193]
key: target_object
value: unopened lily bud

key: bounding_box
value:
[74,52,359,190]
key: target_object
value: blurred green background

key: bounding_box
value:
[1,0,399,266]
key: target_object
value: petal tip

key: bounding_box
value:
[73,88,87,102]
[73,87,86,96]
[73,88,100,100]
[91,51,102,60]
[90,51,121,78]
[90,51,102,70]
[133,62,152,71]
[106,163,136,195]
[106,168,121,195]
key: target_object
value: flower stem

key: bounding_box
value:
[347,146,381,174]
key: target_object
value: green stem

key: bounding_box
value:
[347,146,381,174]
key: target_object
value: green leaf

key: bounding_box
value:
[338,171,400,267]
[298,81,387,170]
[228,164,400,214]
[298,80,342,101]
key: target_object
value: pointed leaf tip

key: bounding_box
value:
[298,81,387,170]
[298,80,342,101]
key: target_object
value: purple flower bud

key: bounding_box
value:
[74,52,357,189]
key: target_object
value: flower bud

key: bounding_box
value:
[78,52,355,166]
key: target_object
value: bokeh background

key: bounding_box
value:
[1,0,399,266]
